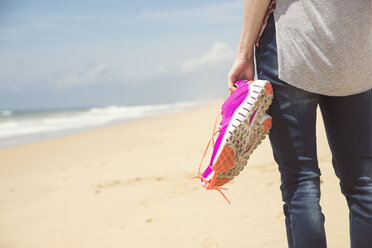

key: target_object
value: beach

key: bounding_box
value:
[0,100,349,248]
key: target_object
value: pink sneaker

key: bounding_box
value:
[192,80,273,203]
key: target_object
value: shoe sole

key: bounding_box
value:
[204,80,273,187]
[216,114,272,181]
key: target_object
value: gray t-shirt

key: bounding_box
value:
[274,0,372,96]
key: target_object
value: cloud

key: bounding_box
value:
[48,62,172,90]
[0,1,242,40]
[146,65,169,77]
[51,42,234,90]
[52,64,111,89]
[138,1,242,25]
[181,42,234,72]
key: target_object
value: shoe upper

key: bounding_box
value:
[202,80,251,178]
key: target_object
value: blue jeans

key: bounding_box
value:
[255,14,372,248]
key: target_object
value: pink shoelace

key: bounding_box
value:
[190,112,231,204]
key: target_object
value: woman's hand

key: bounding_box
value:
[227,55,255,94]
[227,0,271,94]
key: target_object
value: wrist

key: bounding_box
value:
[236,48,254,61]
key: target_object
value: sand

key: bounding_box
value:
[0,100,349,248]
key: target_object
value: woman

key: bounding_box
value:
[228,0,372,247]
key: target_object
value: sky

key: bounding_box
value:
[0,0,244,109]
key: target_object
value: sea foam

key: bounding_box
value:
[0,101,197,145]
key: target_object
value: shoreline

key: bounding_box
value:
[0,100,203,150]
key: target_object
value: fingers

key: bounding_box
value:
[227,72,237,94]
[227,57,255,94]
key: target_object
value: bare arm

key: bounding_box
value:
[227,0,271,93]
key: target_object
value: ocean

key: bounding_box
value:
[0,101,198,149]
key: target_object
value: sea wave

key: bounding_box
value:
[0,110,12,117]
[0,101,197,140]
